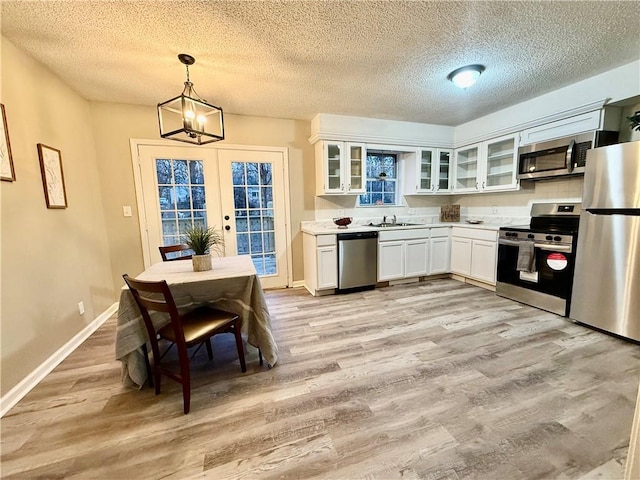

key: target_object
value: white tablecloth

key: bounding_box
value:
[115,256,278,388]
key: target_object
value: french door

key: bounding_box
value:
[136,143,290,288]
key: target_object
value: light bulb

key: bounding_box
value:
[196,115,206,131]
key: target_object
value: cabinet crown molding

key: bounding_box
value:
[309,98,610,149]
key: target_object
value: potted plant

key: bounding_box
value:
[183,225,224,272]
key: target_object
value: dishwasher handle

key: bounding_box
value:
[337,231,379,241]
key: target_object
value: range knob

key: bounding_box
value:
[554,236,562,242]
[527,234,535,239]
[546,235,553,241]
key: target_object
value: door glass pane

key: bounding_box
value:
[231,161,277,275]
[155,158,208,247]
[439,150,450,190]
[420,150,433,190]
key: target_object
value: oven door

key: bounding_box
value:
[497,239,576,311]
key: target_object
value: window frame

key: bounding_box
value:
[357,150,402,207]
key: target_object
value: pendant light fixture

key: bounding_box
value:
[447,64,485,89]
[157,54,224,145]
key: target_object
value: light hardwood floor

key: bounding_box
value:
[2,279,639,479]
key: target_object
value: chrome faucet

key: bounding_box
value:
[383,215,387,224]
[391,214,397,224]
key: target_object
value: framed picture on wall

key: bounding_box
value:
[0,104,16,182]
[37,143,68,208]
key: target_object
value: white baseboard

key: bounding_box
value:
[0,302,118,417]
[291,280,305,288]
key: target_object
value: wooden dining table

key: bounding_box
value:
[115,255,278,388]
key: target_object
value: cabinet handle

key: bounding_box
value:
[341,183,344,190]
[482,181,485,189]
[476,182,479,190]
[348,184,351,190]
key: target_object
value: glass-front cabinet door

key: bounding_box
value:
[346,143,366,194]
[436,149,452,192]
[454,144,480,192]
[482,134,518,191]
[417,148,434,192]
[324,142,344,193]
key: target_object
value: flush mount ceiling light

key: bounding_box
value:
[157,54,224,145]
[447,64,486,89]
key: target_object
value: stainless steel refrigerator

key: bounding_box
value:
[570,141,640,341]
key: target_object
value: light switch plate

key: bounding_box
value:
[78,301,85,315]
[123,206,132,217]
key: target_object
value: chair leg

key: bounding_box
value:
[205,338,213,360]
[259,348,263,365]
[233,320,247,373]
[142,343,154,388]
[182,376,191,415]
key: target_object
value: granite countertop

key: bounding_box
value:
[301,221,503,235]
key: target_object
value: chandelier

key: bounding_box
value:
[157,54,225,145]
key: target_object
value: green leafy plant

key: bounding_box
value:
[182,225,224,256]
[626,111,640,132]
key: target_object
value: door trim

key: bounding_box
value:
[129,139,293,287]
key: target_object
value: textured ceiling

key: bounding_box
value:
[1,1,639,126]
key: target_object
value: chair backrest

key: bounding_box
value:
[122,274,188,360]
[159,244,193,262]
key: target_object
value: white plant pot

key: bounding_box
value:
[192,254,212,272]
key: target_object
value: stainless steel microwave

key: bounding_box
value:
[517,130,618,181]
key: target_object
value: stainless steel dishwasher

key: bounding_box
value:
[337,231,378,293]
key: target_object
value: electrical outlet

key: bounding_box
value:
[122,206,132,217]
[337,209,344,217]
[408,208,415,215]
[491,206,498,214]
[78,301,85,315]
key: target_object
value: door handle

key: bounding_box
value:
[224,225,231,231]
[566,139,576,172]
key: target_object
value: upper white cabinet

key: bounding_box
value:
[453,134,519,193]
[519,110,601,146]
[404,148,453,194]
[315,141,366,195]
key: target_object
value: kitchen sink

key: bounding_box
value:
[368,222,424,227]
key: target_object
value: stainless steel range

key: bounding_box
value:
[496,203,581,316]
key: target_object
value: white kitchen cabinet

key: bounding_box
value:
[450,236,472,276]
[378,240,405,281]
[303,233,337,295]
[519,110,601,146]
[378,229,430,281]
[405,239,430,277]
[450,227,497,285]
[470,240,497,284]
[429,228,450,274]
[405,148,453,194]
[453,134,518,194]
[314,141,366,195]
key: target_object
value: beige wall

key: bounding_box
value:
[89,103,316,293]
[1,38,114,395]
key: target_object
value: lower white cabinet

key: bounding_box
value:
[429,228,450,274]
[378,240,406,281]
[378,229,430,281]
[303,233,337,295]
[450,227,497,285]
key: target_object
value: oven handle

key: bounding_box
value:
[535,243,572,253]
[499,238,573,253]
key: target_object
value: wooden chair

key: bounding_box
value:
[122,274,246,414]
[159,244,192,262]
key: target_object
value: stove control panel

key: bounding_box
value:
[499,230,574,245]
